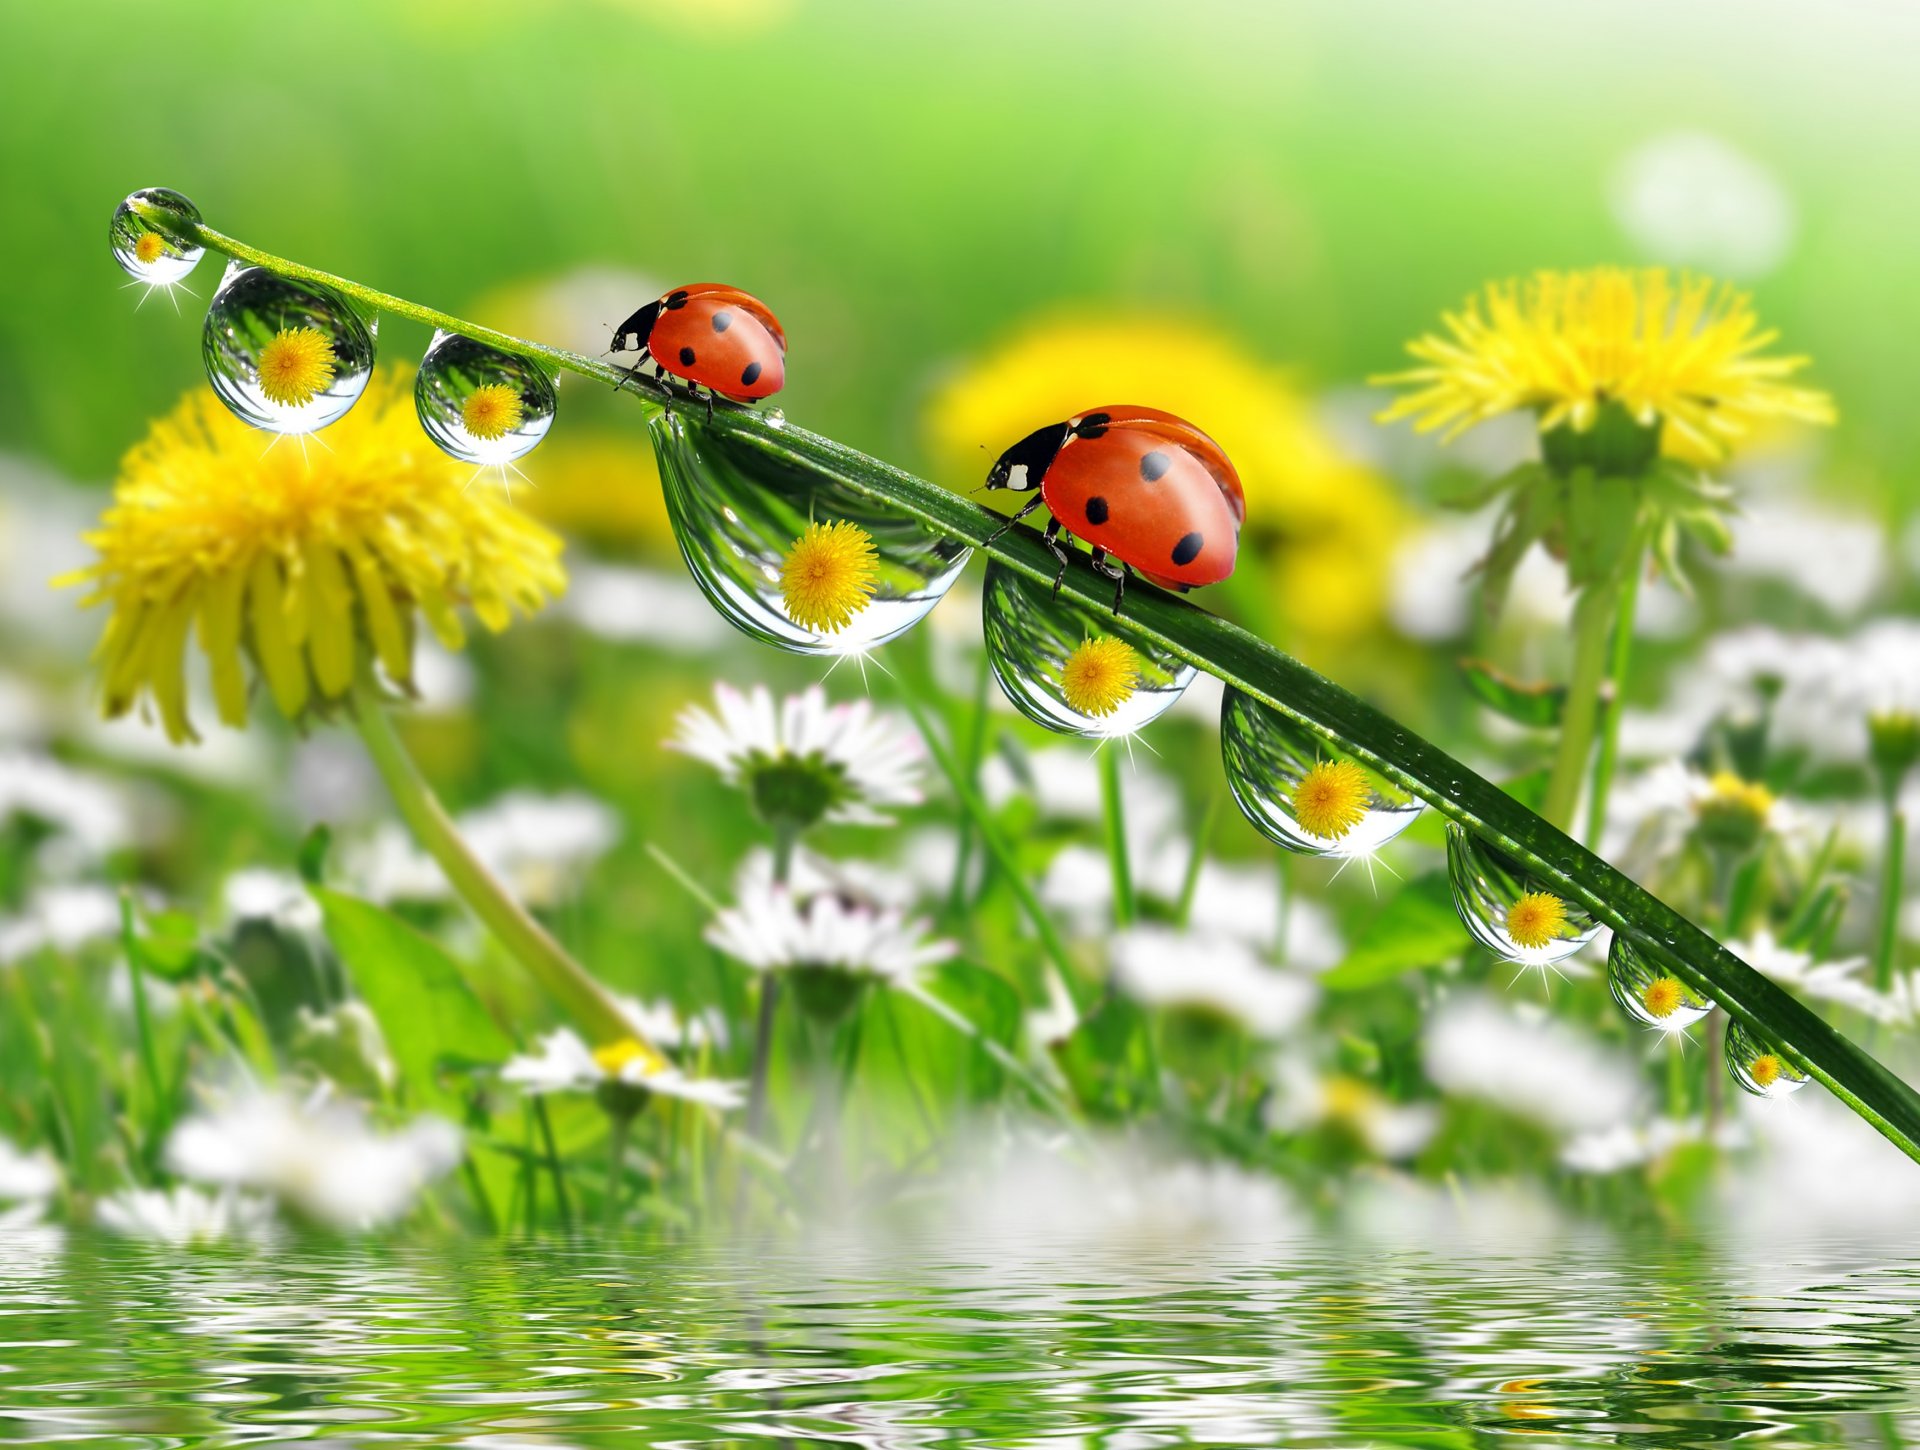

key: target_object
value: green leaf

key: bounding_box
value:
[1055,991,1159,1121]
[1458,658,1566,728]
[1320,873,1464,991]
[314,888,514,1108]
[921,960,1022,1101]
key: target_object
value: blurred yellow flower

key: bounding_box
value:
[516,433,673,551]
[1374,268,1834,464]
[67,367,565,743]
[927,317,1402,655]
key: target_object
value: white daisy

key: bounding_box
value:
[1109,925,1316,1039]
[96,1186,277,1246]
[1560,1115,1744,1176]
[166,1085,461,1231]
[1729,930,1899,1022]
[1268,1059,1436,1160]
[670,683,923,827]
[500,1028,744,1110]
[0,750,134,859]
[705,866,955,984]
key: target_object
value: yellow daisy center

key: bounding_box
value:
[461,383,525,441]
[1060,636,1140,717]
[780,520,878,633]
[1701,770,1774,823]
[133,231,169,266]
[1291,760,1373,841]
[1748,1053,1783,1090]
[256,326,338,407]
[593,1037,668,1079]
[1505,891,1569,950]
[1640,976,1685,1019]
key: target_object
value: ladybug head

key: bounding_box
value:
[986,420,1070,493]
[608,300,661,354]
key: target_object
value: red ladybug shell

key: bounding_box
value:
[648,284,786,402]
[1042,406,1245,588]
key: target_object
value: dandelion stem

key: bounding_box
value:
[1585,555,1642,849]
[1100,747,1135,928]
[1874,804,1907,996]
[1542,578,1620,832]
[348,679,639,1048]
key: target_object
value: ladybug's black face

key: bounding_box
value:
[610,300,661,354]
[986,421,1070,493]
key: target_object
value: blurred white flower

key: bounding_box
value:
[347,790,620,907]
[501,1028,744,1110]
[980,747,1183,845]
[1388,518,1572,641]
[166,1086,461,1231]
[1269,1060,1436,1160]
[1725,501,1885,617]
[565,562,737,650]
[393,636,475,713]
[291,1002,397,1096]
[1728,1089,1920,1242]
[671,682,923,826]
[1025,970,1080,1051]
[0,750,133,859]
[1424,994,1639,1132]
[1560,1115,1744,1175]
[706,862,954,984]
[0,883,123,966]
[96,1186,276,1246]
[0,671,50,745]
[1110,925,1317,1039]
[1610,131,1795,280]
[616,994,729,1053]
[1730,930,1901,1022]
[0,1136,58,1202]
[223,868,323,933]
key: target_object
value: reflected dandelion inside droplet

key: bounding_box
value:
[981,561,1192,738]
[202,264,375,435]
[652,409,969,656]
[109,187,205,287]
[1607,933,1713,1033]
[1725,1019,1810,1098]
[1219,687,1422,856]
[415,331,556,465]
[1446,824,1600,968]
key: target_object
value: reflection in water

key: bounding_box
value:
[1,1233,1918,1447]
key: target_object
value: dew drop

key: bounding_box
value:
[764,408,787,430]
[201,263,375,434]
[109,187,205,285]
[1725,1019,1810,1099]
[414,331,555,465]
[1606,934,1713,1033]
[1220,687,1424,857]
[1445,824,1600,967]
[980,560,1193,739]
[652,410,969,656]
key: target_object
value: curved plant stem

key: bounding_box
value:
[160,212,1920,1166]
[1585,555,1642,850]
[1875,803,1907,996]
[349,682,638,1048]
[1100,747,1135,928]
[1541,578,1619,830]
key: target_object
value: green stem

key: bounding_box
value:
[1585,555,1642,849]
[1100,747,1135,928]
[349,681,637,1047]
[1875,803,1907,996]
[156,210,1920,1165]
[605,1109,632,1232]
[1542,578,1621,831]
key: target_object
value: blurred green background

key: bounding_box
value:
[7,0,1919,500]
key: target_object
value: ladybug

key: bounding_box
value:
[610,284,786,404]
[984,405,1245,611]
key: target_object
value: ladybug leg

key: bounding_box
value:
[1088,548,1128,615]
[1043,517,1073,597]
[984,493,1045,544]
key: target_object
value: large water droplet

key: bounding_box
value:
[653,409,970,655]
[979,561,1194,738]
[109,187,205,285]
[1446,825,1600,966]
[414,332,555,464]
[1725,1020,1810,1098]
[1220,687,1423,856]
[202,263,375,434]
[1607,934,1712,1032]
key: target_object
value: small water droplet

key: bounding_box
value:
[980,561,1193,739]
[653,410,969,656]
[109,187,205,285]
[764,408,787,430]
[414,332,555,465]
[1725,1020,1810,1099]
[1445,824,1600,967]
[201,263,375,434]
[1220,687,1424,857]
[1606,934,1712,1033]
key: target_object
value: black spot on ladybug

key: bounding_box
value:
[1140,450,1172,482]
[1171,532,1204,566]
[665,290,690,310]
[712,312,733,333]
[1085,496,1110,525]
[679,346,697,367]
[740,360,764,387]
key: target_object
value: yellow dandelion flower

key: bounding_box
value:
[1505,891,1570,950]
[1291,759,1373,841]
[133,231,169,266]
[1640,976,1685,1020]
[1060,636,1140,717]
[1748,1053,1783,1090]
[1693,769,1776,854]
[256,325,338,408]
[64,367,566,743]
[593,1037,668,1079]
[780,520,877,633]
[461,383,525,441]
[1374,267,1834,463]
[926,317,1404,660]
